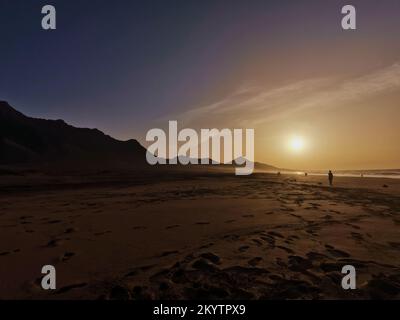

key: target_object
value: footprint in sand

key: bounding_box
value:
[306,228,318,236]
[325,245,350,258]
[290,213,305,221]
[351,232,364,241]
[165,225,180,230]
[277,246,294,254]
[57,283,88,294]
[288,255,313,272]
[260,235,275,246]
[124,270,138,278]
[252,239,263,246]
[45,239,63,248]
[223,234,240,241]
[200,252,220,264]
[304,206,315,210]
[306,251,328,261]
[61,252,75,262]
[337,258,366,269]
[199,243,214,249]
[326,271,342,284]
[27,276,44,290]
[242,214,255,218]
[345,223,361,230]
[47,220,63,224]
[94,230,112,236]
[64,227,77,234]
[195,222,210,225]
[160,250,179,257]
[132,226,147,230]
[276,257,287,268]
[224,220,236,223]
[0,249,21,257]
[192,258,217,271]
[268,231,284,239]
[309,203,321,207]
[238,245,250,252]
[248,257,263,267]
[19,215,33,220]
[388,242,400,250]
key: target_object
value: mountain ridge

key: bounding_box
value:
[0,101,279,172]
[0,101,147,167]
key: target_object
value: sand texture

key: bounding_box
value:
[0,169,399,299]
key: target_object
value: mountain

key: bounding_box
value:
[0,101,147,168]
[0,101,280,172]
[232,157,279,171]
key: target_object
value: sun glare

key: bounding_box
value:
[289,136,305,152]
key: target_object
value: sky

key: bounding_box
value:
[0,0,399,170]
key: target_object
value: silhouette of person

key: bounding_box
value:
[328,170,333,186]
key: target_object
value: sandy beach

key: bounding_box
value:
[0,168,399,300]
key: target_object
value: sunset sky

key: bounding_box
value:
[1,0,399,170]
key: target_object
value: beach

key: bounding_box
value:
[0,168,399,299]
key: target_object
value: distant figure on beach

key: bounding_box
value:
[305,172,308,177]
[328,170,334,186]
[277,171,281,176]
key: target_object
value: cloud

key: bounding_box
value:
[173,62,400,128]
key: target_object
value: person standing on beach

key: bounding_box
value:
[328,170,334,186]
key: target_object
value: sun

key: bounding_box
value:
[289,136,305,152]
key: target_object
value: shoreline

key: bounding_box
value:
[258,170,400,180]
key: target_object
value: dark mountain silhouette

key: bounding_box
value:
[0,101,280,172]
[0,101,147,168]
[232,156,278,171]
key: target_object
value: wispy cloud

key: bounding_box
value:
[173,62,400,128]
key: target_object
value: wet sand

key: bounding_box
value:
[0,169,399,299]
